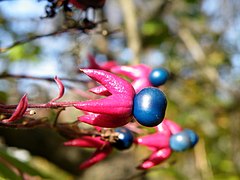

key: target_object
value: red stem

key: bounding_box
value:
[0,101,79,110]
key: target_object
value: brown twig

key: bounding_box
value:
[0,19,108,53]
[119,0,141,65]
[0,73,95,99]
[0,28,72,53]
[0,118,50,129]
[56,121,101,139]
[0,73,87,83]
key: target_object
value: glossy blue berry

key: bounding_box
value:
[183,129,199,147]
[169,131,192,152]
[149,68,169,87]
[133,87,167,127]
[113,127,134,150]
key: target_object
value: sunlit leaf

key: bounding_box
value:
[29,157,74,180]
[7,44,40,62]
[0,91,8,104]
[0,148,49,179]
[0,162,21,180]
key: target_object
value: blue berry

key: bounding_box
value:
[113,127,134,150]
[133,87,167,127]
[169,131,192,152]
[183,129,199,147]
[149,68,169,86]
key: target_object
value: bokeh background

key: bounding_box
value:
[0,0,240,179]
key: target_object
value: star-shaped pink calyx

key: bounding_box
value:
[74,69,135,128]
[135,119,182,169]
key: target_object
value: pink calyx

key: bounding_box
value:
[74,69,135,128]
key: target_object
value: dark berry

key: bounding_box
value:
[149,68,169,86]
[183,129,199,147]
[113,127,134,150]
[133,87,167,127]
[169,131,192,152]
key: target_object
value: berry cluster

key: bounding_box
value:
[0,54,198,170]
[0,0,201,174]
[63,55,199,169]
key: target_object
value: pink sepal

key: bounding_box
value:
[111,64,152,93]
[101,61,118,71]
[79,113,131,128]
[87,54,101,69]
[135,133,170,149]
[160,119,183,135]
[111,65,150,79]
[2,94,28,123]
[75,95,132,116]
[64,136,106,148]
[89,86,110,96]
[50,76,65,102]
[87,54,118,71]
[138,148,172,169]
[79,69,135,96]
[79,145,112,169]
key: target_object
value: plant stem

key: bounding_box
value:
[0,101,79,110]
[0,73,86,83]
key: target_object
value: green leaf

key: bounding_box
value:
[0,162,21,180]
[29,157,74,180]
[0,91,8,104]
[0,148,49,179]
[7,44,40,62]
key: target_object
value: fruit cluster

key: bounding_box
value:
[0,0,199,173]
[0,54,198,170]
[64,55,199,169]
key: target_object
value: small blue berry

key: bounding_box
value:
[149,68,169,87]
[169,131,192,151]
[183,129,199,147]
[113,127,134,150]
[133,87,167,127]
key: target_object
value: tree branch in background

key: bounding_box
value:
[0,29,71,53]
[119,0,141,65]
[0,73,87,83]
[0,19,108,53]
[0,73,95,99]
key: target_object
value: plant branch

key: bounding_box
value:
[0,28,72,53]
[119,0,142,65]
[0,20,107,53]
[56,121,101,139]
[0,73,96,99]
[0,73,87,83]
[0,101,79,110]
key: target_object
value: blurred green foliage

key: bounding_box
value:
[7,44,41,62]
